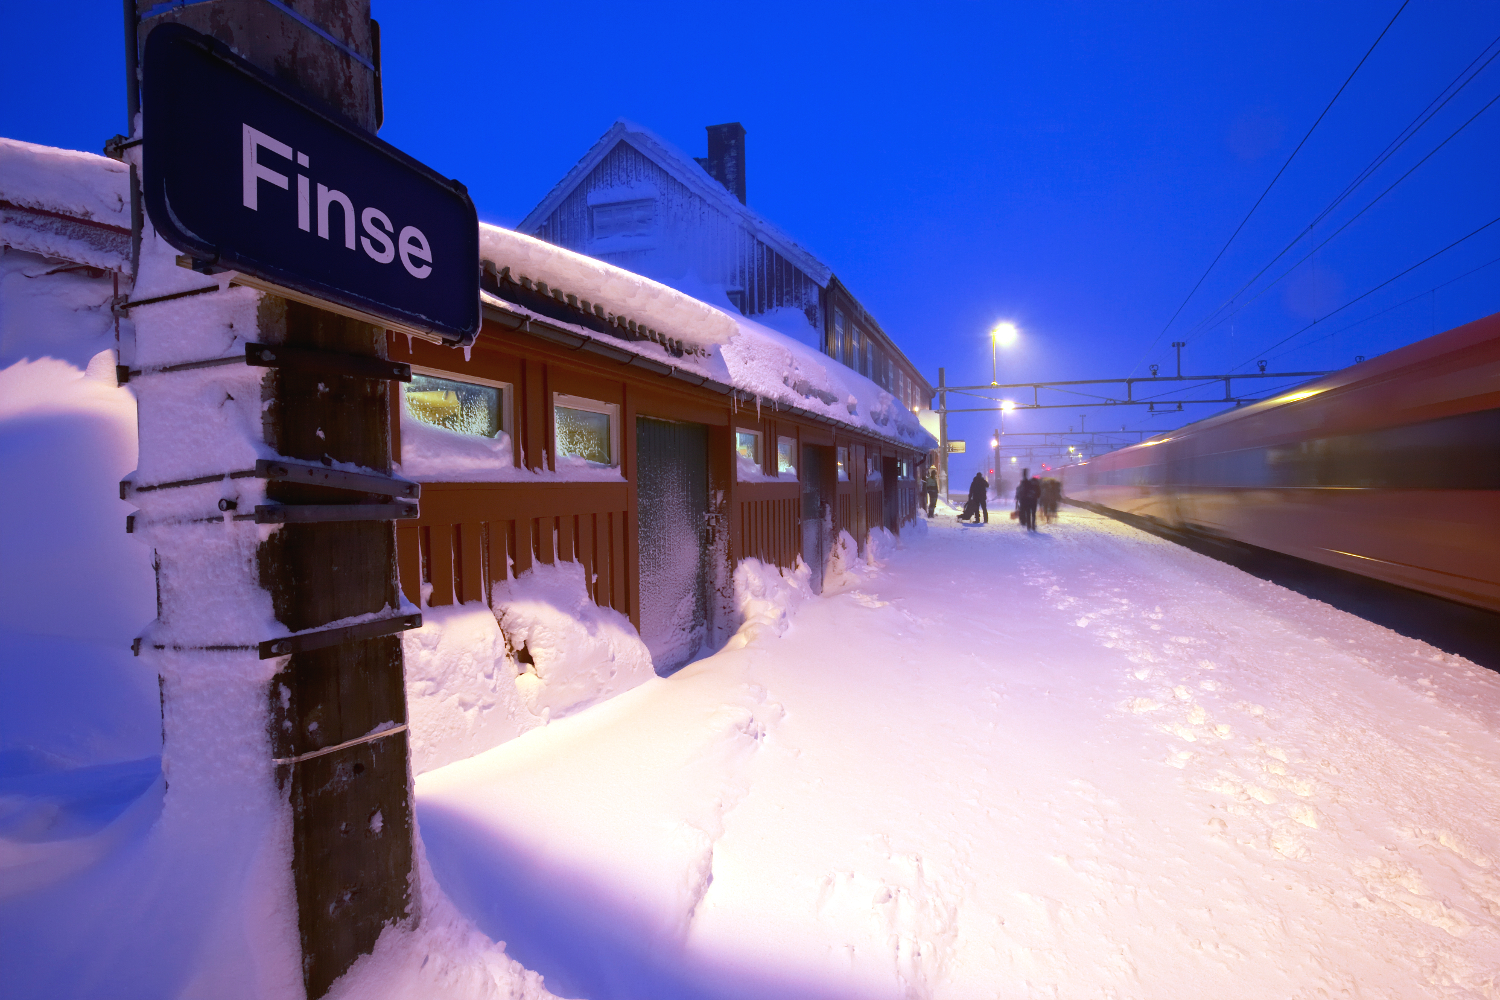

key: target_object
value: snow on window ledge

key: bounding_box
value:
[736,451,796,484]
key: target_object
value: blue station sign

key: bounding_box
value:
[142,23,479,343]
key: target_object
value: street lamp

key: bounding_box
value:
[990,322,1018,386]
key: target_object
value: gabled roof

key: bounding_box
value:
[518,120,833,287]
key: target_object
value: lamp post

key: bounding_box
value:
[990,322,1018,386]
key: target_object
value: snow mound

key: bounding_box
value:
[493,560,654,723]
[396,407,515,481]
[725,558,815,650]
[0,137,129,228]
[403,603,540,776]
[479,223,737,348]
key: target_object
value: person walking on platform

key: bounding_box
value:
[1016,468,1041,531]
[958,471,989,523]
[923,466,940,518]
[1040,477,1061,523]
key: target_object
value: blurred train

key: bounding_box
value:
[1062,311,1500,614]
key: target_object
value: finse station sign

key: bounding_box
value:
[141,23,479,343]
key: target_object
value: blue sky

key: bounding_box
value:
[4,1,1497,477]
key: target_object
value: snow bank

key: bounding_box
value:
[404,561,654,775]
[396,407,515,481]
[723,558,814,650]
[494,560,654,722]
[480,223,737,348]
[0,137,129,228]
[403,603,540,776]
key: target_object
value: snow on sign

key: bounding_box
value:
[141,23,479,343]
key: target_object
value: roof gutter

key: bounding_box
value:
[482,300,934,454]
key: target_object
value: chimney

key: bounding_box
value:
[701,122,747,204]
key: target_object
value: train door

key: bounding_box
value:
[635,417,709,675]
[801,444,833,593]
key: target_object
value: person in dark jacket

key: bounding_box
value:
[1015,468,1041,531]
[958,471,988,523]
[1040,477,1061,523]
[923,466,940,517]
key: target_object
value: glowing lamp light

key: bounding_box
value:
[1000,399,1015,411]
[991,322,1019,347]
[1010,456,1017,463]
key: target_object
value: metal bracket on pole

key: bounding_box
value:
[126,500,419,533]
[122,459,421,501]
[245,342,412,382]
[253,501,418,524]
[131,611,423,659]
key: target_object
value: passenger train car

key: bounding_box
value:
[1062,311,1500,614]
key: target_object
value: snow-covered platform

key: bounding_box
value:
[417,508,1500,1000]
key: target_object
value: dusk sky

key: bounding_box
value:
[4,1,1497,477]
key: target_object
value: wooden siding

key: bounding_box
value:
[529,140,823,329]
[398,483,630,618]
[737,487,800,568]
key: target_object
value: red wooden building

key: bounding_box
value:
[391,225,934,672]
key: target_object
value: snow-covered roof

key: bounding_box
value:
[518,120,834,288]
[479,223,737,349]
[0,137,132,271]
[481,266,937,452]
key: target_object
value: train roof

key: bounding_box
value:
[1078,309,1500,461]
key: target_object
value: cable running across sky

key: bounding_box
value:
[1129,0,1411,375]
[1183,40,1500,343]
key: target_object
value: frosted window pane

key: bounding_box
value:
[777,436,796,477]
[405,375,501,438]
[837,447,849,481]
[736,431,760,464]
[556,405,612,464]
[592,199,655,240]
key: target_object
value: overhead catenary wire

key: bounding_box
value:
[1188,87,1500,345]
[1183,35,1500,341]
[1264,251,1500,363]
[1129,0,1411,375]
[1232,212,1500,368]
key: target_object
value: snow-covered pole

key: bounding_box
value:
[126,3,411,998]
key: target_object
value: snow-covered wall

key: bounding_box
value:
[403,560,654,775]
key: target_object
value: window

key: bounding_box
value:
[404,370,510,439]
[590,199,655,242]
[777,436,797,478]
[553,393,619,466]
[735,429,762,466]
[860,330,871,377]
[837,446,849,481]
[867,454,881,480]
[831,310,845,360]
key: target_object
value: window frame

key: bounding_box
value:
[776,435,798,479]
[552,392,620,467]
[735,427,764,470]
[404,365,514,443]
[836,446,850,481]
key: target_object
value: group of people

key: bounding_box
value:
[921,466,1059,530]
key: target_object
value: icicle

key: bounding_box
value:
[756,396,761,421]
[462,344,472,363]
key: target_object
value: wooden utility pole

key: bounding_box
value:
[128,3,413,996]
